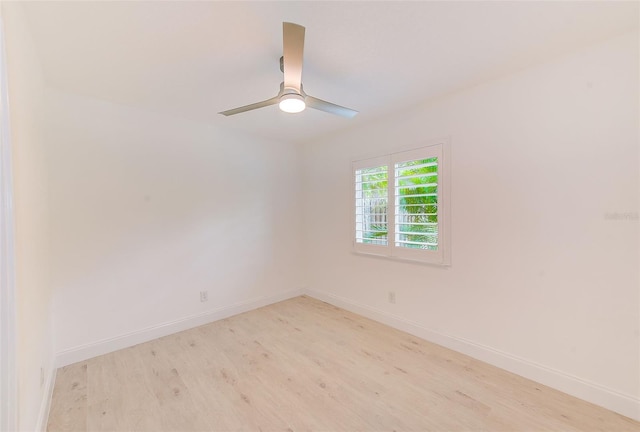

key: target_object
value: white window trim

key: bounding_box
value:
[0,13,18,432]
[352,139,451,266]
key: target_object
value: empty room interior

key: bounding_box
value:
[1,1,639,431]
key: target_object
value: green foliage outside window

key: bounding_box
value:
[357,157,438,250]
[396,157,438,250]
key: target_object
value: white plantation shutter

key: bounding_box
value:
[353,142,448,264]
[391,146,443,263]
[353,156,390,254]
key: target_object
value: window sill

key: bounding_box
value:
[351,250,451,267]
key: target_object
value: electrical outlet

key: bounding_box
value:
[40,367,44,387]
[388,291,396,304]
[200,291,208,302]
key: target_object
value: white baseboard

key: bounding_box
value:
[35,366,56,432]
[55,288,303,368]
[305,289,640,422]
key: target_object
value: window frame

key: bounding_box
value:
[352,140,450,266]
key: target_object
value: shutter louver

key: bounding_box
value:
[394,157,438,251]
[355,165,388,246]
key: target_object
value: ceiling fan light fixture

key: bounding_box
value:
[219,22,357,118]
[279,93,306,113]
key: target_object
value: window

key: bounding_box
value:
[353,142,449,265]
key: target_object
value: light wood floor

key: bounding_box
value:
[48,296,639,431]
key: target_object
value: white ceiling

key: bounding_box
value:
[21,1,639,144]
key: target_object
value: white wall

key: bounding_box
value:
[2,3,55,431]
[303,31,639,419]
[46,89,304,363]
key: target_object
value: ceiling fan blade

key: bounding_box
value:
[219,96,279,116]
[306,96,358,118]
[282,22,305,93]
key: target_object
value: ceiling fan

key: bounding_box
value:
[219,22,358,118]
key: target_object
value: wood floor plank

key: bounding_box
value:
[47,296,640,431]
[47,362,88,432]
